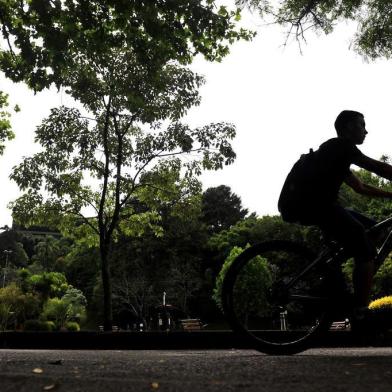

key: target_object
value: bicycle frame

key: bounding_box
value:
[369,215,392,267]
[286,215,392,292]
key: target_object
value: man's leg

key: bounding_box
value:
[352,261,374,308]
[319,206,377,308]
[345,209,377,308]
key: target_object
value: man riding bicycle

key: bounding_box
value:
[278,110,392,319]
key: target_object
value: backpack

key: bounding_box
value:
[278,148,319,223]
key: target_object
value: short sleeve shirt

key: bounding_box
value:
[314,137,363,205]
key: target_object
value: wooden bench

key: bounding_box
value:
[329,320,350,331]
[179,318,205,331]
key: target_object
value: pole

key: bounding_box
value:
[2,250,12,288]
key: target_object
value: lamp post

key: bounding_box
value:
[2,250,13,288]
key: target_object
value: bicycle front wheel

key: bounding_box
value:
[222,240,331,354]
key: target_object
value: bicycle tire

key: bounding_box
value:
[222,240,332,355]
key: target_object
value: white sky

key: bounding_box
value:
[1,4,392,226]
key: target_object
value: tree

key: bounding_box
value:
[10,51,239,330]
[110,181,208,325]
[167,260,203,315]
[0,91,15,154]
[64,244,100,308]
[208,214,319,262]
[6,2,252,331]
[213,245,272,323]
[237,0,392,59]
[339,166,392,221]
[0,1,253,91]
[201,185,248,234]
[30,236,71,272]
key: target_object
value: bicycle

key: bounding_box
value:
[221,214,392,355]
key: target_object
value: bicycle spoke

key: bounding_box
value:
[222,241,330,353]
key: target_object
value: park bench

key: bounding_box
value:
[179,318,206,331]
[329,320,350,331]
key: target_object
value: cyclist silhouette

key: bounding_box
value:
[278,110,392,317]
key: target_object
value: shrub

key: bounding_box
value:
[24,319,52,331]
[62,287,87,323]
[369,296,392,311]
[42,298,70,329]
[0,303,13,331]
[65,321,80,331]
[45,321,57,331]
[28,272,68,299]
[0,284,23,330]
[213,245,272,317]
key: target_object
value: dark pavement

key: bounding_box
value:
[1,348,392,391]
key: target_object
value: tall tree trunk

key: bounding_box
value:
[100,244,113,331]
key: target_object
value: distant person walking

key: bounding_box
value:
[278,110,392,319]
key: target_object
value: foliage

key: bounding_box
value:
[64,245,100,306]
[208,214,320,269]
[41,285,87,329]
[0,283,40,330]
[0,91,15,154]
[167,260,203,314]
[0,302,12,331]
[42,297,71,329]
[61,286,87,322]
[9,37,239,329]
[27,272,68,299]
[0,1,253,91]
[31,236,67,271]
[110,189,209,322]
[201,185,249,234]
[373,256,392,298]
[23,319,54,331]
[237,0,392,59]
[340,167,392,221]
[213,245,272,318]
[0,230,29,268]
[65,321,80,332]
[369,295,392,311]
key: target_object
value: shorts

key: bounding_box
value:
[308,204,377,264]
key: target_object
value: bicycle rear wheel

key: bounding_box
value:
[222,240,331,354]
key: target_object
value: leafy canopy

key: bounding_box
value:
[9,48,237,246]
[237,0,392,59]
[0,91,15,154]
[0,0,254,90]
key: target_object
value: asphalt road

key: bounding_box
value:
[1,348,392,391]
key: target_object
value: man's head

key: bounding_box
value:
[334,110,367,145]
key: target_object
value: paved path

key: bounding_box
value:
[1,348,392,391]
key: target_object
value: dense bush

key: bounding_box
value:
[65,321,80,331]
[0,284,21,331]
[369,296,392,311]
[0,283,41,330]
[42,298,70,329]
[24,319,53,331]
[213,245,272,317]
[61,287,87,323]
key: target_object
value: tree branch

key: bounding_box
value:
[0,12,16,58]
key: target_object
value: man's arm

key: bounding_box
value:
[355,154,392,181]
[345,172,392,198]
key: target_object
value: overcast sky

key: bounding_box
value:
[1,4,392,227]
